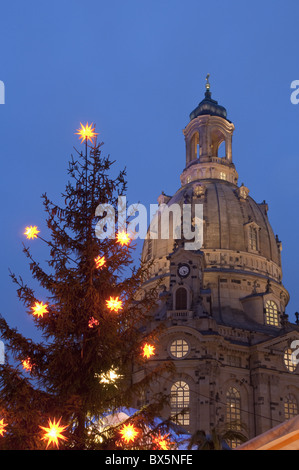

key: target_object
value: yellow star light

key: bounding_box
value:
[40,417,68,449]
[153,432,174,450]
[31,301,48,318]
[119,423,138,444]
[75,122,98,144]
[24,226,40,240]
[142,343,155,359]
[88,317,99,328]
[106,296,123,313]
[116,231,131,246]
[22,357,33,372]
[0,418,8,437]
[95,255,106,269]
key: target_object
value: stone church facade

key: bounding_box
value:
[133,80,299,446]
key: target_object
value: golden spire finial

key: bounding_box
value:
[205,73,210,90]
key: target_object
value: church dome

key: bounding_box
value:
[189,89,228,121]
[189,74,228,121]
[142,78,289,325]
[145,178,282,283]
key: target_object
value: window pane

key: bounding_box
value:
[170,339,189,359]
[265,300,279,326]
[171,381,190,426]
[226,387,241,449]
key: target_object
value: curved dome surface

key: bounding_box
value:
[170,179,280,266]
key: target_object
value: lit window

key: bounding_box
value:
[284,348,297,372]
[265,300,280,327]
[170,339,189,359]
[170,381,190,426]
[186,176,191,183]
[284,395,298,420]
[226,387,242,449]
[219,171,226,180]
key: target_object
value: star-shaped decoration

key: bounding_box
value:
[31,301,48,318]
[75,122,98,144]
[39,417,68,449]
[106,296,123,313]
[24,226,40,240]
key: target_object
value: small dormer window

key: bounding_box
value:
[265,300,280,327]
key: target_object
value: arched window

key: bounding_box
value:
[170,380,190,426]
[175,287,187,310]
[218,140,226,158]
[226,387,242,449]
[190,132,200,161]
[265,300,280,327]
[284,395,298,420]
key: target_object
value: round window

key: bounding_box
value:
[169,338,189,359]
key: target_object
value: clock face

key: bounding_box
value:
[178,264,190,278]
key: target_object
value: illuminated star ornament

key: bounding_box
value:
[75,122,98,144]
[22,357,33,372]
[0,418,8,437]
[106,296,123,313]
[95,255,106,269]
[153,432,174,450]
[142,343,155,359]
[116,231,131,246]
[31,301,48,318]
[88,317,99,328]
[40,417,68,449]
[24,226,40,240]
[119,423,138,444]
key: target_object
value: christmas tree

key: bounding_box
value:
[0,123,175,450]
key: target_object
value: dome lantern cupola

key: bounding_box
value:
[181,75,238,186]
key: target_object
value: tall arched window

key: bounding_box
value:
[284,395,298,420]
[265,300,280,327]
[175,287,187,310]
[218,140,226,158]
[170,381,190,426]
[226,387,242,449]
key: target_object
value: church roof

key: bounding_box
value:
[189,88,228,121]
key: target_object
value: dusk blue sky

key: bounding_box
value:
[0,0,299,339]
